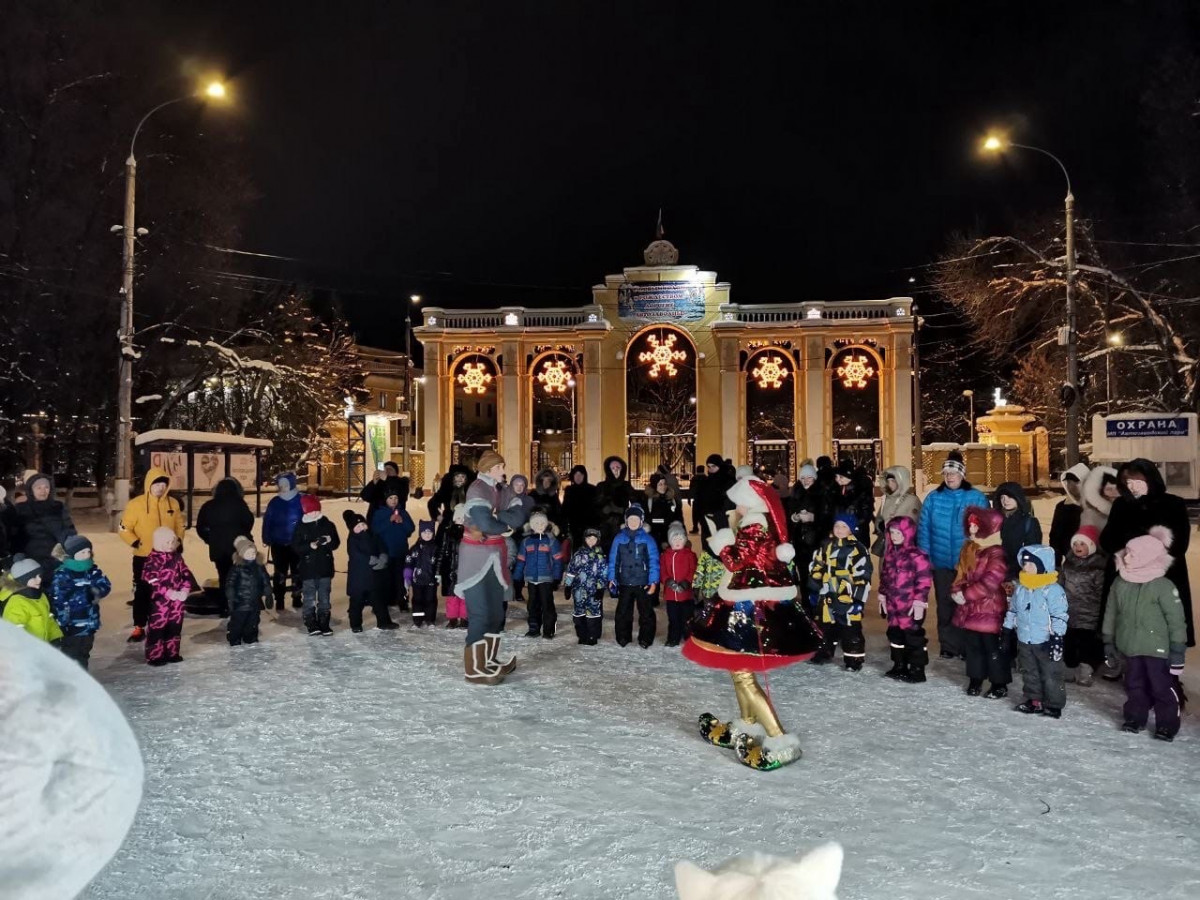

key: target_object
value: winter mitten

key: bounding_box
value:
[912,600,928,621]
[878,595,887,618]
[951,591,966,606]
[1104,643,1117,668]
[1171,662,1185,679]
[1048,634,1064,663]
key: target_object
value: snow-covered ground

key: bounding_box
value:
[67,496,1200,900]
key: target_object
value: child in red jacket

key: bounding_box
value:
[661,522,698,647]
[951,506,1012,698]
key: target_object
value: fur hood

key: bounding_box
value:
[533,468,560,495]
[992,481,1033,517]
[602,456,628,483]
[1081,465,1118,517]
[881,465,912,497]
[1058,462,1090,504]
[962,505,1003,540]
[567,464,589,485]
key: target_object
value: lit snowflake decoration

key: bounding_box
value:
[536,359,570,394]
[836,354,875,388]
[638,333,687,378]
[456,361,494,395]
[751,355,788,389]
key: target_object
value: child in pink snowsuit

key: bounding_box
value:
[142,526,198,665]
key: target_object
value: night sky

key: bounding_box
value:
[154,1,1178,345]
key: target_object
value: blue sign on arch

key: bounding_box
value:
[617,282,706,321]
[1105,417,1190,438]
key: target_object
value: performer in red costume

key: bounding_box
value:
[683,472,823,770]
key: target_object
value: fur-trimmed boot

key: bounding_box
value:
[698,713,767,750]
[734,732,803,771]
[464,640,502,685]
[483,632,516,678]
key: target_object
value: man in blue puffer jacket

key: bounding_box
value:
[917,452,988,660]
[262,472,303,610]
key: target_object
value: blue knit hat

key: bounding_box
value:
[833,512,858,534]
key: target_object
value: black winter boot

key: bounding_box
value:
[984,684,1008,700]
[884,647,907,680]
[966,679,983,696]
[900,667,926,683]
[305,615,319,636]
[573,616,588,644]
[318,613,333,636]
[587,616,603,645]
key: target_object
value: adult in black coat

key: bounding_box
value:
[1099,458,1194,646]
[427,464,474,524]
[694,453,735,545]
[828,459,874,547]
[531,469,565,535]
[788,463,829,578]
[561,465,598,549]
[9,472,76,573]
[360,460,401,526]
[594,456,635,549]
[196,477,255,604]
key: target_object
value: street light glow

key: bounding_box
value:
[410,294,421,304]
[982,134,1006,152]
[1108,333,1123,345]
[205,81,227,99]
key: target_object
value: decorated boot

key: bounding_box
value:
[734,731,803,771]
[698,713,766,750]
[483,633,517,678]
[464,640,503,685]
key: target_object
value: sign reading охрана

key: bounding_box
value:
[1105,416,1190,438]
[617,281,705,321]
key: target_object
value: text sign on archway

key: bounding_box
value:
[617,282,705,321]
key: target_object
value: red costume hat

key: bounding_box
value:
[726,476,796,563]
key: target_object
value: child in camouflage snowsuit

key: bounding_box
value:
[566,527,606,645]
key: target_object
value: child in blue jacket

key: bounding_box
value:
[514,508,564,638]
[49,535,112,669]
[371,483,415,609]
[1004,544,1069,717]
[566,528,607,645]
[607,504,661,648]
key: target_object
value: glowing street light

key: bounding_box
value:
[979,128,1079,466]
[111,75,232,530]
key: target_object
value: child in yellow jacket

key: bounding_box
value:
[1,557,64,644]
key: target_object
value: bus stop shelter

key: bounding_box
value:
[133,429,274,528]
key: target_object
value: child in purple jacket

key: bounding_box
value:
[877,516,933,683]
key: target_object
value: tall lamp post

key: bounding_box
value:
[982,133,1080,467]
[962,389,975,443]
[112,81,228,529]
[402,294,421,474]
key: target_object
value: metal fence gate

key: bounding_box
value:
[749,439,796,479]
[627,433,695,489]
[831,438,884,480]
[451,440,498,472]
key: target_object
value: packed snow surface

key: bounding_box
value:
[71,497,1200,900]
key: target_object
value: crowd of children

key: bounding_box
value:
[0,452,1189,744]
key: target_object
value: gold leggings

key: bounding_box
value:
[730,670,784,737]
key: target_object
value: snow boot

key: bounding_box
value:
[524,627,540,638]
[984,684,1009,700]
[900,667,926,683]
[1153,727,1176,743]
[377,620,400,631]
[305,615,319,636]
[573,615,588,644]
[586,615,602,645]
[318,613,333,636]
[1042,707,1062,719]
[884,647,907,680]
[1076,663,1094,687]
[1015,699,1043,714]
[734,731,803,771]
[809,645,835,665]
[464,640,503,685]
[966,679,983,697]
[1121,721,1143,734]
[844,657,864,672]
[483,632,517,678]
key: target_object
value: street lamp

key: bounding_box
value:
[962,389,975,443]
[566,376,577,466]
[981,131,1080,466]
[1106,332,1122,414]
[403,294,422,474]
[112,79,229,529]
